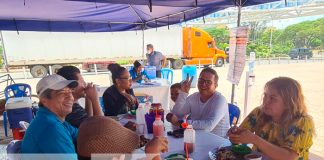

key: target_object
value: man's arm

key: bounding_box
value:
[85,83,103,116]
[161,55,167,68]
[191,96,227,131]
[84,98,93,116]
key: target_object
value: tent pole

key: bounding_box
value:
[142,29,145,59]
[0,31,9,72]
[230,0,242,104]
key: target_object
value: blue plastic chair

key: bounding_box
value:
[160,68,173,84]
[4,83,32,100]
[228,103,240,126]
[3,83,32,137]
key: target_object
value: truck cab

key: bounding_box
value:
[289,48,312,59]
[182,27,227,67]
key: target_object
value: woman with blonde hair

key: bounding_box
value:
[228,77,314,160]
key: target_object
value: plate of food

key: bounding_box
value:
[164,153,192,160]
[209,145,252,160]
[209,146,236,160]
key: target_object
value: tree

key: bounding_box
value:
[204,27,230,50]
[279,18,323,49]
[243,21,267,42]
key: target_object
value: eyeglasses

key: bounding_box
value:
[118,77,132,81]
[198,78,214,86]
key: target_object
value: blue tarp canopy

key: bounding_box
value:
[0,0,279,32]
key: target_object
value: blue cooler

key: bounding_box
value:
[144,66,156,79]
[182,65,197,88]
[5,97,33,130]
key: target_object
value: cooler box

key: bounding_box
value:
[5,97,33,129]
[144,66,156,79]
[182,65,197,88]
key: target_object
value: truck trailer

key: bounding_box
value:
[1,26,226,78]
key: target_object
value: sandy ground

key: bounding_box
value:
[1,62,324,159]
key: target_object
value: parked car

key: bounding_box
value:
[289,48,313,59]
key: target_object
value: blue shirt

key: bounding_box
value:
[146,51,164,71]
[21,107,78,159]
[129,68,149,83]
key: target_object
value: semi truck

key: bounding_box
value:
[0,26,227,78]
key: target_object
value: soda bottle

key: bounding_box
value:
[153,113,164,137]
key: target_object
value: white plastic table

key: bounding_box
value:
[97,78,171,111]
[132,130,231,160]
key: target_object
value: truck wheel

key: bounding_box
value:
[172,59,184,69]
[215,58,224,67]
[51,65,63,74]
[30,65,48,78]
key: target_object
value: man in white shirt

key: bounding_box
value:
[166,67,230,138]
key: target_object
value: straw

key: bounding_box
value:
[184,115,190,160]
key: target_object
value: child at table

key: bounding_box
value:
[170,83,181,103]
[167,83,181,130]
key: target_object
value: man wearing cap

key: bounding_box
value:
[146,44,166,78]
[21,75,78,159]
[57,66,103,128]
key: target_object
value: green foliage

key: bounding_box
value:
[204,27,230,50]
[247,42,270,58]
[203,18,324,58]
[279,18,323,49]
[116,59,131,65]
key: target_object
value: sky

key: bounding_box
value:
[270,15,324,29]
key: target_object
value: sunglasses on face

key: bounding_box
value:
[198,78,214,86]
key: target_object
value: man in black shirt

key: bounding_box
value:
[57,66,103,128]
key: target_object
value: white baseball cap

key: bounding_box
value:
[36,74,78,97]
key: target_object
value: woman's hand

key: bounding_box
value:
[135,74,143,81]
[120,92,137,105]
[228,128,256,145]
[145,137,168,160]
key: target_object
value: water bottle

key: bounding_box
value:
[144,96,151,114]
[184,125,195,153]
[136,104,146,135]
[153,114,164,137]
